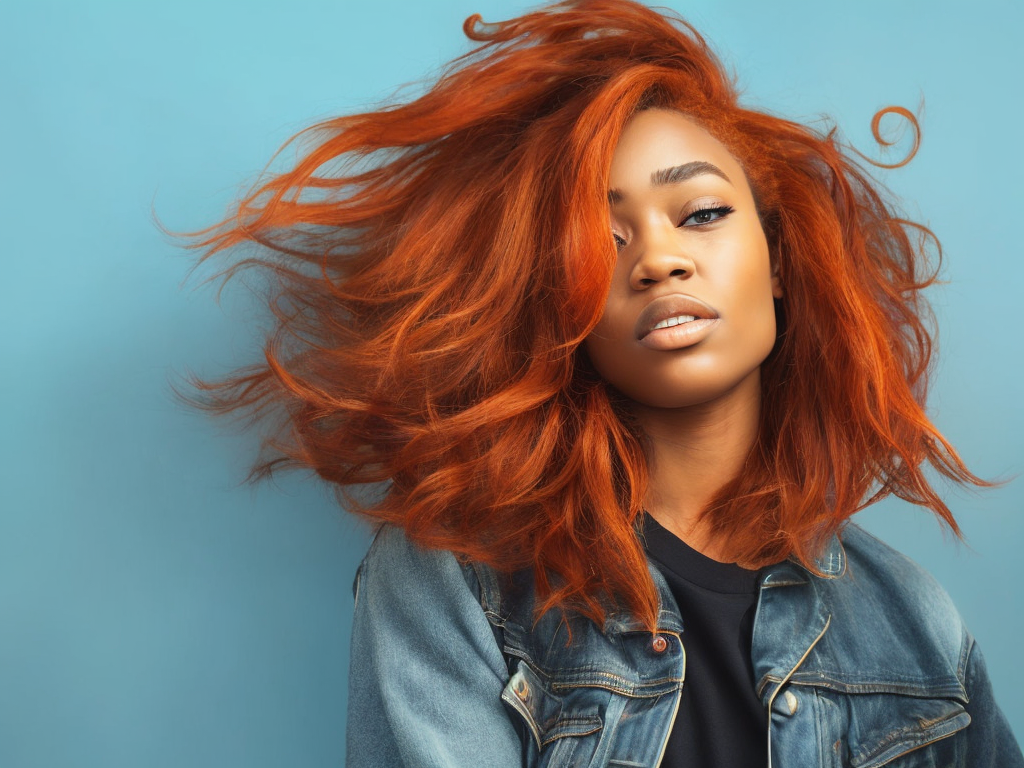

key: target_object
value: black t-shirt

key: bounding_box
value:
[640,514,766,767]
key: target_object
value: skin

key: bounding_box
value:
[584,109,782,563]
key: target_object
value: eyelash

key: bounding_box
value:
[683,203,734,227]
[611,204,735,249]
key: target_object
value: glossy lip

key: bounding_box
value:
[635,294,720,350]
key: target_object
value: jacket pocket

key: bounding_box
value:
[826,690,970,767]
[501,660,603,744]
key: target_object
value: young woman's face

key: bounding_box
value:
[585,109,781,410]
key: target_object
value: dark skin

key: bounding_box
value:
[585,109,782,563]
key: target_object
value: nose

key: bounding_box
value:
[627,223,696,290]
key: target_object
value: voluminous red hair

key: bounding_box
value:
[189,0,985,629]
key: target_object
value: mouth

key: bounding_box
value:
[635,294,719,341]
[650,314,698,331]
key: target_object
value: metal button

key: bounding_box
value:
[652,635,668,653]
[514,677,529,700]
[783,690,799,715]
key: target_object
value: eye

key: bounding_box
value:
[681,204,734,227]
[612,232,628,249]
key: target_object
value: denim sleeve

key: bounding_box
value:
[959,640,1024,766]
[345,525,521,768]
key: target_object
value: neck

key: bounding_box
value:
[632,373,761,563]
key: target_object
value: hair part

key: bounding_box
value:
[186,0,987,630]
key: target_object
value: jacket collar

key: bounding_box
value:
[761,532,846,588]
[812,533,846,577]
[600,558,686,635]
[592,530,846,633]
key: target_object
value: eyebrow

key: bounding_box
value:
[608,161,732,204]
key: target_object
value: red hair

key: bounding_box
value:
[188,0,986,629]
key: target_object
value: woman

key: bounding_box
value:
[191,1,1022,765]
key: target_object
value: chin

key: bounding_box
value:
[613,366,764,412]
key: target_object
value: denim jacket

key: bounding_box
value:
[346,524,1022,767]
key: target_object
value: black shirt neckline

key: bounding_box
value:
[640,514,761,595]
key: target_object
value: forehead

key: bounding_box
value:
[608,109,745,190]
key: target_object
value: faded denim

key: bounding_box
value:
[346,524,1022,767]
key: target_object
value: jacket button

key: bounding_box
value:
[783,690,799,715]
[514,677,529,700]
[652,635,668,653]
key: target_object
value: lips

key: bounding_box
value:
[635,294,720,342]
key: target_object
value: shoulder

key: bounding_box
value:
[812,523,972,695]
[348,525,511,720]
[358,523,462,577]
[839,523,945,580]
[354,524,486,618]
[836,523,965,629]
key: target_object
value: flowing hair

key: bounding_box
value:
[186,0,987,629]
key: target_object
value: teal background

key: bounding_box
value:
[1,1,1021,765]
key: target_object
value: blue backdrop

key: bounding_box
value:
[2,1,1021,765]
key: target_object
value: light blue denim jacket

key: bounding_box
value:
[346,524,1022,767]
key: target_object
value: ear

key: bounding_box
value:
[770,260,783,299]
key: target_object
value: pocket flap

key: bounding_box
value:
[501,660,603,749]
[846,695,970,768]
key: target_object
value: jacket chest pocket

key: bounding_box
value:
[789,687,970,768]
[502,660,679,768]
[502,661,606,768]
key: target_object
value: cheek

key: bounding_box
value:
[727,257,778,358]
[716,232,776,321]
[734,264,777,324]
[583,321,624,381]
[583,301,644,396]
[584,288,632,355]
